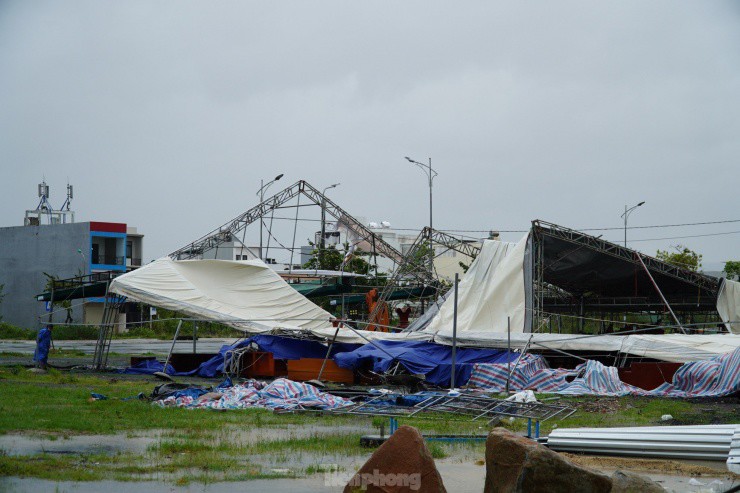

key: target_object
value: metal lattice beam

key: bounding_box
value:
[370,228,483,321]
[169,180,404,263]
[429,228,482,259]
[170,182,303,259]
[532,220,719,294]
[297,181,404,263]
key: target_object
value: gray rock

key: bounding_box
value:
[484,427,613,493]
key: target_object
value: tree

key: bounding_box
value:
[724,260,740,280]
[656,245,702,272]
[458,251,479,274]
[399,243,434,278]
[302,242,371,275]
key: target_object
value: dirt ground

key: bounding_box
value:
[564,453,739,479]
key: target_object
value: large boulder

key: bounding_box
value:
[610,470,665,493]
[344,425,446,493]
[484,428,613,493]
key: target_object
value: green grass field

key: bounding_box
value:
[0,367,736,483]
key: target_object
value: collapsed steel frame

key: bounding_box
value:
[170,180,405,263]
[170,179,482,328]
[369,227,481,320]
[530,220,722,333]
[329,392,574,424]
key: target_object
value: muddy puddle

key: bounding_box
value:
[162,422,373,473]
[161,422,370,444]
[0,432,160,456]
[0,423,369,458]
[0,477,336,493]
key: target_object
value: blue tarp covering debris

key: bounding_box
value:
[124,359,176,375]
[122,335,360,378]
[245,335,360,360]
[333,340,518,387]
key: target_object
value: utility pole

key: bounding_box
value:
[320,183,340,268]
[621,201,645,247]
[256,173,284,259]
[405,156,438,274]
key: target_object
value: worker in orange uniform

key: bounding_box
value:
[365,288,390,332]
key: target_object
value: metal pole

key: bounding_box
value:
[506,334,533,390]
[319,183,339,269]
[47,285,54,326]
[317,325,340,382]
[318,249,347,382]
[320,196,326,267]
[163,319,183,374]
[506,316,511,393]
[259,179,264,259]
[428,157,434,274]
[634,252,687,334]
[450,273,458,389]
[193,321,197,354]
[621,201,644,248]
[341,261,347,327]
[624,204,628,247]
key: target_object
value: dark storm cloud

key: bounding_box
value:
[1,1,738,268]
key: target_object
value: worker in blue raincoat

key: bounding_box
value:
[34,325,52,369]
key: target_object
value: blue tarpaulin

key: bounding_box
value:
[34,327,52,365]
[122,335,360,378]
[245,335,360,361]
[124,359,176,375]
[333,340,518,387]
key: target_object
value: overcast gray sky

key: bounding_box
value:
[1,1,738,270]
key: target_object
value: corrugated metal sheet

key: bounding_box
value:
[547,424,740,465]
[728,427,740,474]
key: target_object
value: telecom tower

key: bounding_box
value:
[24,181,75,226]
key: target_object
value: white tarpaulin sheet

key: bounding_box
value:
[107,253,738,362]
[109,258,334,333]
[717,279,740,334]
[303,327,432,344]
[433,332,740,363]
[424,237,527,337]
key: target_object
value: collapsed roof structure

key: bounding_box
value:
[106,181,740,365]
[528,220,725,334]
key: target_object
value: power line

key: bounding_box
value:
[581,219,740,231]
[384,219,740,235]
[616,230,740,243]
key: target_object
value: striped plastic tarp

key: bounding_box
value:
[468,347,740,397]
[651,347,740,397]
[155,378,352,410]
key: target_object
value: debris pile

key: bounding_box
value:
[153,378,352,411]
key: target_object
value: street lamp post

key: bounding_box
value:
[405,156,438,274]
[621,201,645,247]
[320,183,340,268]
[256,173,284,260]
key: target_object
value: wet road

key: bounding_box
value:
[0,338,238,355]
